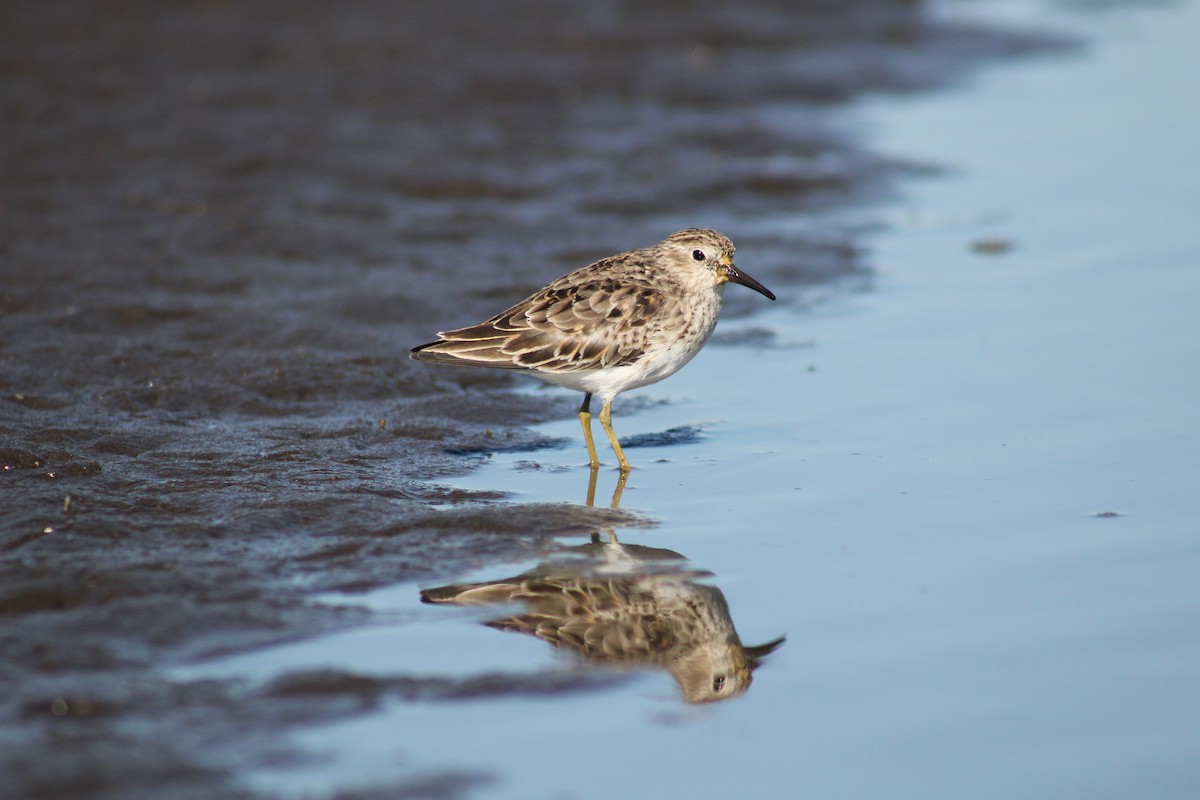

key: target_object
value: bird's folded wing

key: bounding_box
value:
[412,273,666,372]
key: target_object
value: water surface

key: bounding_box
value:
[5,1,1197,798]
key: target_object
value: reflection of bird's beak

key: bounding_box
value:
[723,263,777,301]
[745,635,787,670]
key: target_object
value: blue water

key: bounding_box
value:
[182,2,1200,797]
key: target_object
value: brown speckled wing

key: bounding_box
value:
[412,259,665,372]
[483,577,675,663]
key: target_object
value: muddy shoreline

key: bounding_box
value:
[1,2,1062,797]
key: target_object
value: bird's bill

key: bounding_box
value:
[744,635,787,669]
[722,264,776,301]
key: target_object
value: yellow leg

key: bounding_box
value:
[578,393,600,468]
[609,469,628,508]
[583,459,627,508]
[584,464,600,506]
[599,398,631,473]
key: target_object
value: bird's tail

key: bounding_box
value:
[419,580,522,606]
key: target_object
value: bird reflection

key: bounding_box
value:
[586,463,628,508]
[421,532,784,703]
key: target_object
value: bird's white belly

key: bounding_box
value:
[532,324,714,402]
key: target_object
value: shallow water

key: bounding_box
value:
[234,2,1200,798]
[4,0,1198,798]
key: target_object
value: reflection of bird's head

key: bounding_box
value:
[671,634,786,704]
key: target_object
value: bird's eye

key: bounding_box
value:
[712,675,726,692]
[692,249,706,262]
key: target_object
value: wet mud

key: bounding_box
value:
[1,2,1062,797]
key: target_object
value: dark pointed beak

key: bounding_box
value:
[726,263,776,301]
[745,635,787,670]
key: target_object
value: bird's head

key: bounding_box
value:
[663,228,776,301]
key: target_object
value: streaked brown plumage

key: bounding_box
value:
[421,539,785,703]
[411,229,775,470]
